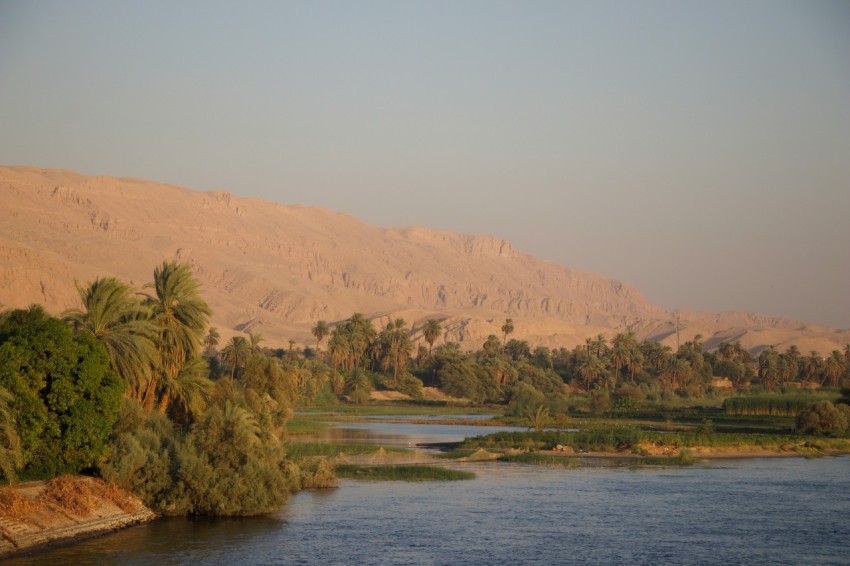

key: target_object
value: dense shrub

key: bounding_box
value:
[505,383,545,417]
[0,307,124,479]
[103,398,297,516]
[795,401,850,436]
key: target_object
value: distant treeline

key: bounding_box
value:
[1,261,849,509]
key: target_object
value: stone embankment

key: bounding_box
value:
[0,477,155,557]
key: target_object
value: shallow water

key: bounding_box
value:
[11,420,850,565]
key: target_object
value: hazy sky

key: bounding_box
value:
[2,1,849,328]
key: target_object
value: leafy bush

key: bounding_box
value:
[0,307,124,479]
[103,398,298,516]
[795,401,850,436]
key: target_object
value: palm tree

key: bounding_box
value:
[221,335,252,381]
[662,358,692,391]
[311,320,330,355]
[248,332,264,354]
[158,355,214,419]
[64,277,158,400]
[578,355,606,392]
[377,319,413,386]
[625,344,644,384]
[423,319,442,356]
[802,352,822,383]
[610,332,637,381]
[481,334,502,358]
[143,261,211,412]
[204,327,221,357]
[501,318,515,347]
[525,404,550,433]
[822,352,845,388]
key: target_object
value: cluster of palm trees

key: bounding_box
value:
[64,261,213,417]
[322,314,421,386]
[757,345,849,389]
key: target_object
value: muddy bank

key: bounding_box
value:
[0,477,155,557]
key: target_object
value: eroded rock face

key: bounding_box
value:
[1,166,847,353]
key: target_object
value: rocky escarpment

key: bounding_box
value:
[0,166,847,353]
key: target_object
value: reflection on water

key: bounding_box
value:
[10,418,850,565]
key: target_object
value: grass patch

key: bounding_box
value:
[499,453,583,468]
[335,464,475,481]
[285,443,410,458]
[286,419,331,435]
[433,449,477,460]
[461,429,850,455]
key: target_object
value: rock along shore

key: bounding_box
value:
[0,478,156,558]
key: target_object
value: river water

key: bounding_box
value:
[10,419,850,565]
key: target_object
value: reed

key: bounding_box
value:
[335,465,475,481]
[286,443,410,458]
[723,393,838,417]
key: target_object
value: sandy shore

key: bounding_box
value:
[0,478,156,558]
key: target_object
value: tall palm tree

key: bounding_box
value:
[221,335,252,381]
[662,358,692,391]
[311,320,330,355]
[822,352,845,388]
[501,318,515,347]
[802,352,822,383]
[248,332,264,354]
[63,277,158,400]
[143,261,211,412]
[204,327,221,357]
[423,319,442,356]
[625,344,644,384]
[610,332,636,381]
[158,355,214,419]
[578,355,606,392]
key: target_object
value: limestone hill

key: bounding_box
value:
[1,166,847,354]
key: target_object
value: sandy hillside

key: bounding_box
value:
[1,166,847,353]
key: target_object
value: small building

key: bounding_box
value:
[710,377,734,389]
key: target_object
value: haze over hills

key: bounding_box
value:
[1,166,847,355]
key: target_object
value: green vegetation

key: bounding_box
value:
[0,306,124,480]
[335,464,475,481]
[795,401,850,436]
[285,443,409,458]
[461,428,849,454]
[1,259,849,514]
[724,392,838,416]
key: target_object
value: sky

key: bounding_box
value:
[1,1,849,328]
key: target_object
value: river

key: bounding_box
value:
[9,418,850,565]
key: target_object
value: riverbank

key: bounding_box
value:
[0,476,155,558]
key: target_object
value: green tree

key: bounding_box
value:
[64,277,158,401]
[796,401,850,435]
[501,318,515,348]
[423,319,442,356]
[0,306,124,478]
[143,261,211,412]
[822,352,845,388]
[221,336,251,381]
[203,327,221,356]
[311,320,330,355]
[248,332,264,354]
[0,387,23,483]
[578,355,606,392]
[525,404,550,433]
